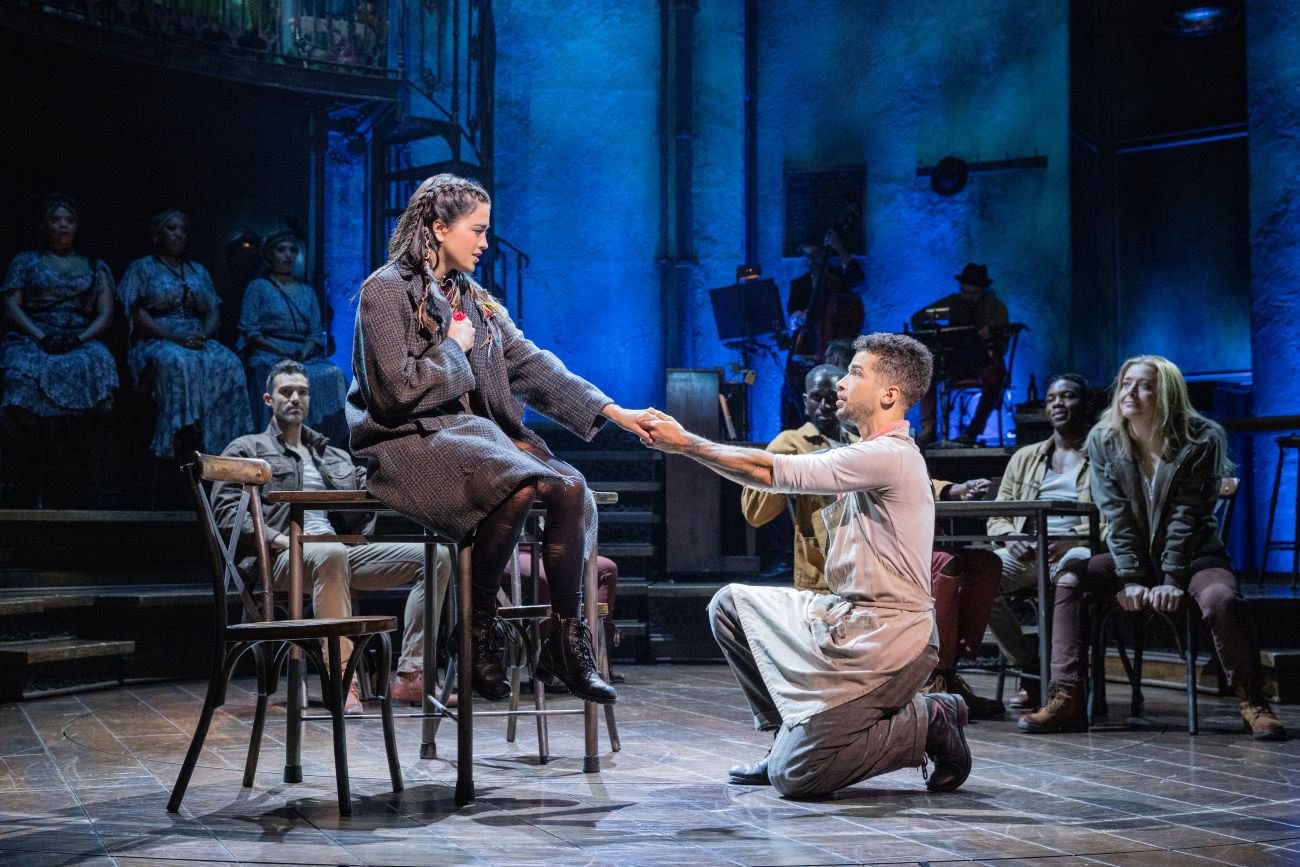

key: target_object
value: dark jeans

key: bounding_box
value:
[1050,553,1262,691]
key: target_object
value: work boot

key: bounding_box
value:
[1236,684,1286,741]
[727,753,771,785]
[926,668,1005,720]
[923,693,971,792]
[535,613,618,704]
[1016,683,1084,733]
[454,611,511,701]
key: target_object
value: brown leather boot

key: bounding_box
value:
[1016,683,1084,733]
[927,668,1005,720]
[1236,685,1286,741]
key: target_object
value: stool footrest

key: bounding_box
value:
[499,604,551,620]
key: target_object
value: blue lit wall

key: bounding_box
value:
[492,2,664,409]
[323,130,369,376]
[1247,0,1300,574]
[741,0,1070,441]
[486,0,1070,441]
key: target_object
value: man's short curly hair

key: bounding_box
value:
[850,332,933,409]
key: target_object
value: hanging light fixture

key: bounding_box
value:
[1160,5,1241,37]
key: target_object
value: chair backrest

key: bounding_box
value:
[186,452,275,634]
[1215,476,1240,541]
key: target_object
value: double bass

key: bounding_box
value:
[779,221,865,429]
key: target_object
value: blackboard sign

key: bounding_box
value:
[783,165,866,258]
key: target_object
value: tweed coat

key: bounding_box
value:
[346,262,613,542]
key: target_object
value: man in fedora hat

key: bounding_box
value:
[910,263,1010,445]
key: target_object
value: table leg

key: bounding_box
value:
[582,539,599,774]
[1035,512,1051,696]
[420,532,440,759]
[455,544,474,806]
[284,506,304,784]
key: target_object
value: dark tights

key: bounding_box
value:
[470,441,589,618]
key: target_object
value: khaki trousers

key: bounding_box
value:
[273,542,451,673]
[710,585,935,799]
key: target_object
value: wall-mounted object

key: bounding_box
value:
[917,153,1048,195]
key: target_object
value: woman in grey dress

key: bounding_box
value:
[1,194,118,429]
[238,231,348,443]
[118,210,252,457]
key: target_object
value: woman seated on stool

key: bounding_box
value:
[347,173,650,703]
[239,230,349,444]
[1,193,117,432]
[118,209,251,457]
[1018,355,1285,739]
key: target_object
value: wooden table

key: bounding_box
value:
[934,499,1101,687]
[265,488,617,806]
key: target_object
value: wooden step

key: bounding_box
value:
[594,481,663,494]
[0,637,134,665]
[0,594,94,617]
[93,586,211,608]
[598,512,662,525]
[598,543,658,559]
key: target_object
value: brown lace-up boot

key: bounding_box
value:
[926,668,1005,720]
[1016,683,1085,733]
[1236,685,1286,741]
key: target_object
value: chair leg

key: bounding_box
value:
[1130,615,1146,720]
[994,655,1007,704]
[1185,608,1199,736]
[167,656,229,812]
[242,644,274,788]
[582,543,600,774]
[455,544,475,807]
[506,628,522,744]
[370,633,404,793]
[323,636,352,816]
[595,617,620,752]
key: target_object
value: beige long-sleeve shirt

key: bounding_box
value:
[727,421,937,726]
[740,423,856,593]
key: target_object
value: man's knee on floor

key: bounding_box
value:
[768,760,830,800]
[707,585,738,632]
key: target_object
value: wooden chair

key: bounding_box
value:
[1087,477,1241,735]
[166,453,402,816]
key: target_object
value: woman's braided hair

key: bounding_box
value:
[386,173,493,335]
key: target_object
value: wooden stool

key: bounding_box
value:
[1262,435,1300,589]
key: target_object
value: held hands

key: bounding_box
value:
[178,333,207,350]
[40,332,82,354]
[1007,540,1034,561]
[1116,583,1148,612]
[448,311,476,353]
[603,405,655,446]
[638,408,691,453]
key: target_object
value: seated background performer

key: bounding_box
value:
[239,230,349,445]
[1019,357,1285,739]
[742,364,854,594]
[929,478,1005,719]
[910,262,1008,445]
[780,231,865,429]
[213,360,449,714]
[986,373,1100,711]
[347,173,649,704]
[117,209,252,458]
[643,333,971,800]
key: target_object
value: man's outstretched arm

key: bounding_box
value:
[642,409,776,490]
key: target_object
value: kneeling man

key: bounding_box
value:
[642,333,970,799]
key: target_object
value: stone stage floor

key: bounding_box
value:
[1,666,1298,866]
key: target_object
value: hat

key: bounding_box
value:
[954,262,993,287]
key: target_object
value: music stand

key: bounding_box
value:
[709,278,784,439]
[710,278,784,343]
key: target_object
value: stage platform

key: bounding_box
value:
[2,667,1297,866]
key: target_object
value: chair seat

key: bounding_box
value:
[226,616,398,641]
